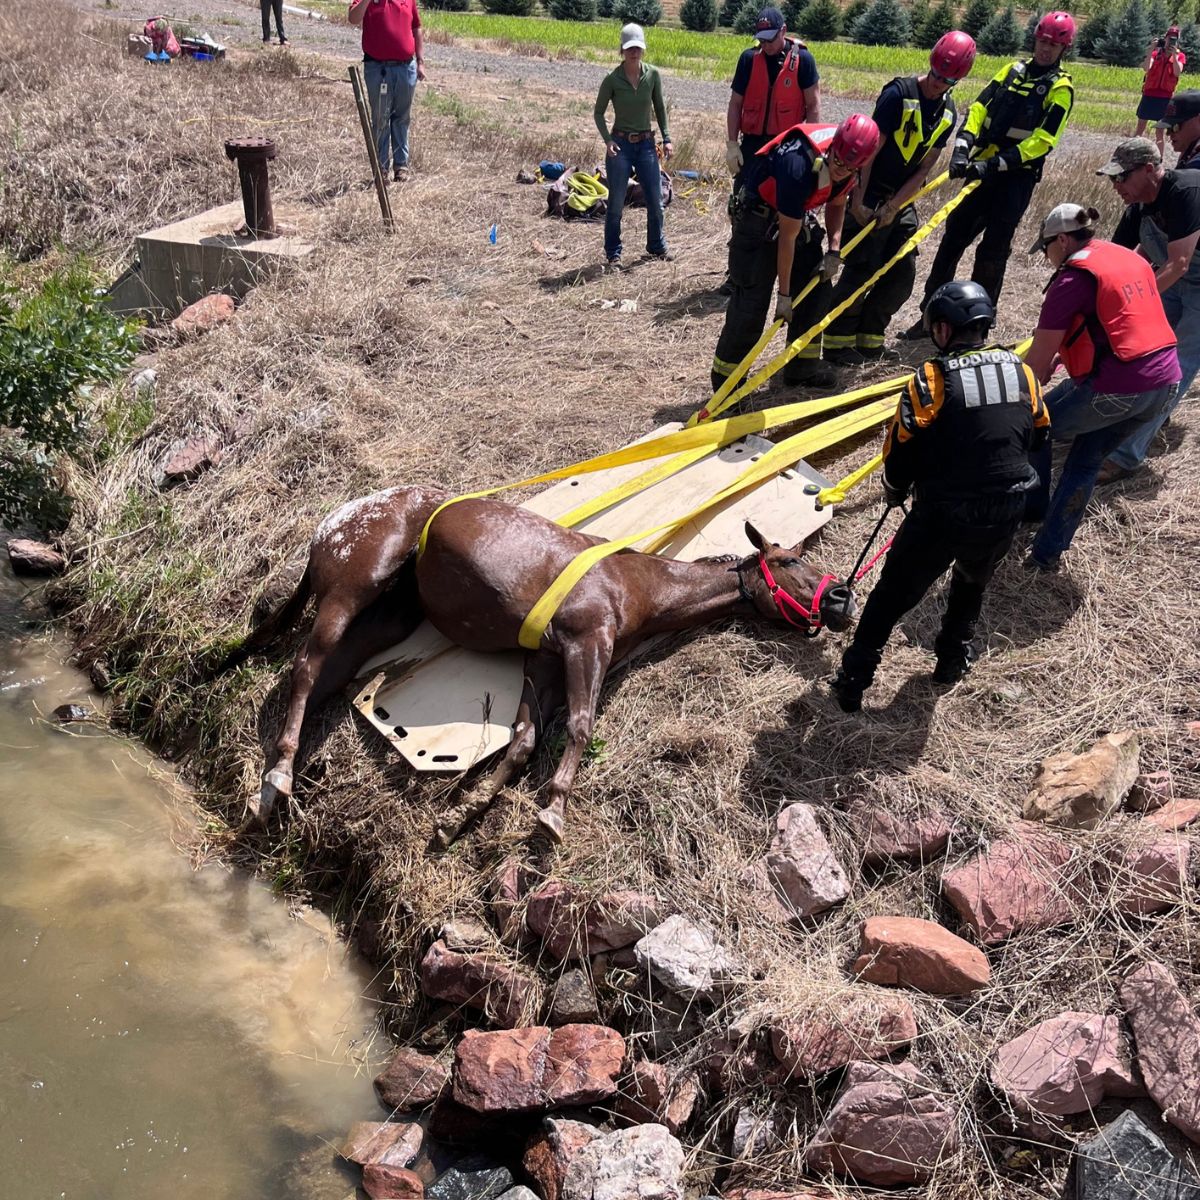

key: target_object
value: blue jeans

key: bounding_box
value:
[1030,377,1178,564]
[364,58,417,173]
[1108,281,1200,468]
[603,136,666,262]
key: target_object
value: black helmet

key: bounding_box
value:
[923,280,995,331]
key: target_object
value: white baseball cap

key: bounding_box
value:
[620,23,646,51]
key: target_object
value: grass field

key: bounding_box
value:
[416,12,1145,130]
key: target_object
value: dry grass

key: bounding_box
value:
[10,1,1200,1195]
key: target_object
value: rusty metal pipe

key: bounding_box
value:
[224,137,278,238]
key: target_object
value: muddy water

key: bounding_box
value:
[1,566,383,1199]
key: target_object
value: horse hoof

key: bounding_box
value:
[536,807,565,844]
[264,768,293,797]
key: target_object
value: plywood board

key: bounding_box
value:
[352,426,832,772]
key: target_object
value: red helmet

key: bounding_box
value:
[831,114,881,169]
[930,30,976,81]
[1035,10,1076,46]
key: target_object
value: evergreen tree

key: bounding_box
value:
[914,0,956,49]
[1076,7,1112,58]
[1146,0,1170,38]
[1180,21,1200,71]
[1096,0,1151,65]
[909,0,931,42]
[960,0,991,38]
[549,0,597,17]
[598,0,615,14]
[842,0,870,35]
[977,5,1021,53]
[719,0,742,25]
[782,0,805,28]
[1023,11,1038,52]
[482,0,538,13]
[614,0,664,22]
[425,0,470,9]
[680,0,720,29]
[851,0,911,44]
[734,0,761,34]
[797,0,843,39]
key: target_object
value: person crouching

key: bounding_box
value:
[711,115,880,393]
[830,282,1049,713]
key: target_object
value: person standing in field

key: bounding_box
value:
[822,31,975,368]
[261,0,289,45]
[899,10,1076,334]
[593,23,674,269]
[1135,25,1186,153]
[348,0,427,184]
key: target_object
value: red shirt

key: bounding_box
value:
[361,0,421,63]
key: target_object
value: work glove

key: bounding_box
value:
[965,159,992,183]
[774,292,794,322]
[875,200,899,228]
[820,250,843,282]
[948,149,970,180]
[725,139,743,175]
[882,476,909,509]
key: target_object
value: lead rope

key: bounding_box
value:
[847,502,907,586]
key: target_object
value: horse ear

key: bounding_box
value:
[744,520,769,553]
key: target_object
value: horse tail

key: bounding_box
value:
[214,562,313,675]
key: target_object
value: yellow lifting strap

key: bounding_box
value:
[699,177,982,425]
[516,395,897,649]
[691,170,953,427]
[416,371,916,557]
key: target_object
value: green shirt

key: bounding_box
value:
[593,62,670,144]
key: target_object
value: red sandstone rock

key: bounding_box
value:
[6,538,66,576]
[373,1047,448,1112]
[171,292,235,336]
[420,939,539,1028]
[1104,835,1191,915]
[941,824,1079,944]
[525,881,661,960]
[362,1163,424,1199]
[1126,770,1174,812]
[990,1012,1140,1120]
[852,915,990,995]
[852,804,954,866]
[702,1025,781,1095]
[339,1120,422,1167]
[805,1061,958,1186]
[452,1024,623,1114]
[157,434,224,485]
[1145,798,1200,831]
[545,1023,625,1106]
[613,1060,702,1134]
[762,803,850,917]
[769,994,917,1078]
[1120,962,1200,1143]
[1023,731,1141,828]
[523,1117,601,1200]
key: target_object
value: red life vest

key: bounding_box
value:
[754,123,854,212]
[740,38,809,138]
[1057,240,1177,380]
[1143,47,1184,98]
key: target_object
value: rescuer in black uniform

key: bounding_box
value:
[831,282,1050,713]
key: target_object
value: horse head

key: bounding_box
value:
[741,520,856,635]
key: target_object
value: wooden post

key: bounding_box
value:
[348,64,394,234]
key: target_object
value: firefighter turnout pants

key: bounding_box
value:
[824,206,920,355]
[711,202,832,394]
[838,491,1027,686]
[920,169,1038,308]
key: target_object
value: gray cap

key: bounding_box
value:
[1028,203,1100,253]
[619,22,646,50]
[1096,137,1162,176]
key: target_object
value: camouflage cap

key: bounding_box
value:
[1096,137,1162,176]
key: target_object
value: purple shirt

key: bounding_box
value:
[1038,269,1180,393]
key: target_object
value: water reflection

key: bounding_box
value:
[1,563,382,1199]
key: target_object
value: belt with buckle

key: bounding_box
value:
[615,130,654,143]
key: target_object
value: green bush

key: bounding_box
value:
[1096,0,1151,65]
[0,262,138,530]
[614,0,664,24]
[959,0,991,38]
[548,0,597,16]
[719,0,742,25]
[598,0,615,14]
[782,0,804,27]
[734,0,762,34]
[1022,11,1038,51]
[480,0,538,13]
[797,0,842,39]
[680,0,719,29]
[910,0,930,41]
[1076,8,1112,58]
[850,0,911,45]
[912,0,956,48]
[977,5,1021,53]
[422,0,470,10]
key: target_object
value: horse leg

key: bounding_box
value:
[433,650,563,849]
[537,631,614,844]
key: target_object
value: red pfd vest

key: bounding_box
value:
[1143,47,1183,98]
[754,123,854,212]
[1058,240,1177,380]
[740,38,809,138]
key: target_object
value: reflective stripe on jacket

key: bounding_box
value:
[740,38,809,138]
[869,75,955,197]
[1056,240,1178,380]
[964,59,1074,174]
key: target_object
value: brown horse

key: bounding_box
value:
[222,484,856,842]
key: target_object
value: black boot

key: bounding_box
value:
[830,668,870,713]
[931,642,977,686]
[896,317,928,342]
[784,358,838,388]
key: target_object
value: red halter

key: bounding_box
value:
[757,553,838,637]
